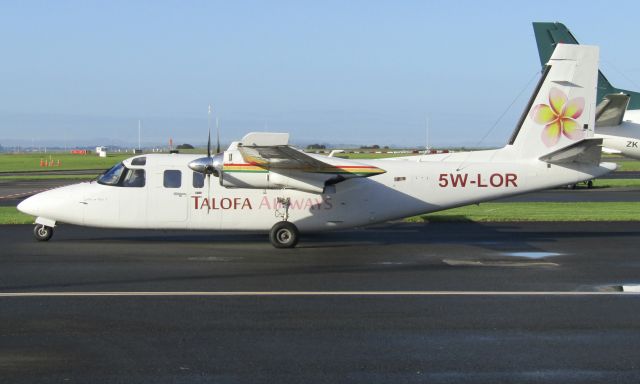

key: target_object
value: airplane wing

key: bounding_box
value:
[237,132,385,177]
[238,145,385,177]
[596,93,630,127]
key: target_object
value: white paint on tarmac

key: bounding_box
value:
[443,259,559,267]
[502,251,562,259]
[0,189,49,199]
[623,285,640,292]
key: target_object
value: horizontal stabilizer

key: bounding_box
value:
[602,147,622,155]
[595,93,630,127]
[539,138,603,164]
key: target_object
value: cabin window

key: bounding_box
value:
[163,170,182,188]
[131,157,146,166]
[122,169,145,187]
[193,172,205,188]
[98,163,125,186]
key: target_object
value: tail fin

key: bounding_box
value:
[508,44,598,158]
[532,22,640,109]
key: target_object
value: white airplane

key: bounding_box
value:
[533,22,640,159]
[18,44,615,248]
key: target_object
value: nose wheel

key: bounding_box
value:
[33,224,54,241]
[269,221,299,248]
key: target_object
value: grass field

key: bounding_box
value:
[616,161,640,172]
[335,153,416,159]
[2,201,639,226]
[3,151,640,172]
[0,175,96,181]
[0,153,129,172]
[409,202,640,222]
[0,207,34,224]
[2,176,638,186]
[594,179,640,188]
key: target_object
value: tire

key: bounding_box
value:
[33,224,53,241]
[587,180,594,189]
[269,222,299,248]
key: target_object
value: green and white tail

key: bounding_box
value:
[533,22,640,110]
[508,44,599,160]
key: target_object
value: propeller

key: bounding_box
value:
[188,105,225,212]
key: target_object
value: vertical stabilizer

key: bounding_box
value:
[532,22,640,109]
[509,44,599,158]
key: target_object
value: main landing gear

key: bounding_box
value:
[33,224,54,241]
[269,196,299,248]
[269,221,299,248]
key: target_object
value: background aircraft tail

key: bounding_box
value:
[532,22,640,110]
[508,44,599,159]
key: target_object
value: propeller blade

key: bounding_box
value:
[216,117,220,154]
[206,174,211,213]
[207,104,212,158]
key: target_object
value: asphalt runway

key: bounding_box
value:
[2,222,640,383]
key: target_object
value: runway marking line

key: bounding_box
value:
[0,291,637,297]
[0,189,50,199]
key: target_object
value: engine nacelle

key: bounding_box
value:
[221,170,327,194]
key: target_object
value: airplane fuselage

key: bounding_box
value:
[19,150,614,233]
[597,110,640,159]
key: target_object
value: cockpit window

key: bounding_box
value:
[98,163,145,187]
[98,163,125,186]
[131,157,146,166]
[122,169,145,187]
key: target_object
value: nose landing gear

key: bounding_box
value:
[33,224,54,241]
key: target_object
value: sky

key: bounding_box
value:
[2,0,640,149]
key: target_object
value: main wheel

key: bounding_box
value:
[269,221,299,248]
[33,224,53,241]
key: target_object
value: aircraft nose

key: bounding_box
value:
[17,194,42,217]
[16,183,87,225]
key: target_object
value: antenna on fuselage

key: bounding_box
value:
[138,119,142,151]
[425,115,430,151]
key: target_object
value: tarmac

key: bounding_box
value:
[2,222,640,382]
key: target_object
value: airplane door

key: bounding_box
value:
[148,168,188,227]
[187,171,222,230]
[118,168,147,226]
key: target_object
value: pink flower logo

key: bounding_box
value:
[530,87,585,147]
